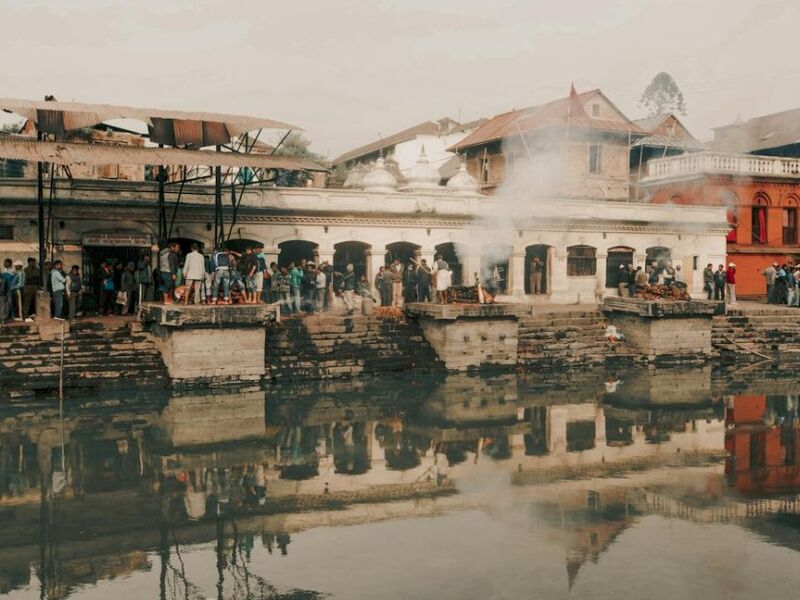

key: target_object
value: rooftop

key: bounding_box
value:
[711,107,800,154]
[450,88,646,152]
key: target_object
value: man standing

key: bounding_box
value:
[269,262,280,305]
[315,265,327,311]
[417,259,432,302]
[703,263,714,300]
[390,259,404,308]
[404,261,418,304]
[530,256,543,294]
[120,262,137,314]
[67,265,82,320]
[289,261,303,313]
[714,264,726,301]
[1,258,13,322]
[210,247,231,304]
[183,243,205,305]
[340,263,356,313]
[726,262,737,304]
[634,265,647,294]
[50,260,66,320]
[99,262,115,315]
[431,254,451,304]
[617,264,628,297]
[239,247,259,305]
[135,256,152,308]
[23,257,40,318]
[158,242,180,304]
[761,262,777,303]
[254,245,267,304]
[10,261,25,321]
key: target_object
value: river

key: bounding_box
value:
[1,366,800,599]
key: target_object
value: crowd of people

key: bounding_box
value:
[0,257,85,322]
[758,262,800,306]
[155,243,457,315]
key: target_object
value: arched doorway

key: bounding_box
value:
[482,243,512,293]
[334,241,370,278]
[225,238,264,255]
[525,244,551,295]
[435,242,463,285]
[606,246,635,289]
[166,236,205,256]
[751,194,769,245]
[646,246,671,269]
[278,240,318,268]
[385,241,420,266]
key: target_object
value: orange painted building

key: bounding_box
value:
[642,107,800,298]
[725,394,800,495]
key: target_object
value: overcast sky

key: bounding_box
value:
[3,0,800,158]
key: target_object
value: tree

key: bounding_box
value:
[272,131,327,164]
[639,72,687,116]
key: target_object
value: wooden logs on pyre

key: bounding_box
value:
[634,284,691,301]
[446,285,495,304]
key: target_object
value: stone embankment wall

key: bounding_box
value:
[517,309,630,367]
[712,309,800,362]
[0,320,168,400]
[266,314,442,382]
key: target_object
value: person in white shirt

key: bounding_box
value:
[182,243,206,305]
[431,254,451,304]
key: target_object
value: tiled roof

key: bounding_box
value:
[332,121,441,165]
[632,113,672,132]
[449,89,645,152]
[711,107,800,154]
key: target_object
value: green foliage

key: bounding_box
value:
[273,131,327,165]
[639,72,687,116]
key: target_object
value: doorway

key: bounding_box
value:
[606,246,635,289]
[525,245,550,295]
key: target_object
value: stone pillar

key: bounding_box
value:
[463,254,481,287]
[508,251,526,297]
[551,247,569,302]
[317,247,334,267]
[264,246,280,267]
[366,250,384,294]
[595,253,608,300]
[594,406,607,448]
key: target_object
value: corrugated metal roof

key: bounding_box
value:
[632,134,705,150]
[0,98,300,143]
[450,89,646,151]
[632,113,672,132]
[0,137,327,171]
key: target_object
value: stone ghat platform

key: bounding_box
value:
[140,302,279,386]
[601,297,724,364]
[140,302,279,328]
[405,302,534,371]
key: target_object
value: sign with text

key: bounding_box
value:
[82,233,152,247]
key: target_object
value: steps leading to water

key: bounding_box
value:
[713,310,800,360]
[518,309,631,366]
[266,314,442,381]
[0,320,169,398]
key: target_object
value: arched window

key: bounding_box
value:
[783,195,799,245]
[752,194,769,245]
[567,245,596,277]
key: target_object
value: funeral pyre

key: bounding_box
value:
[446,285,496,304]
[634,284,692,301]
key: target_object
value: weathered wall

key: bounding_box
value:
[150,324,264,383]
[418,317,518,371]
[608,314,711,360]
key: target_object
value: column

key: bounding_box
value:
[595,253,608,299]
[463,254,481,287]
[317,247,334,267]
[550,247,569,302]
[263,246,280,267]
[508,251,526,297]
[366,250,384,294]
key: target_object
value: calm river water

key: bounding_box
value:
[2,367,800,599]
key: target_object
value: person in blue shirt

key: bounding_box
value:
[10,261,26,321]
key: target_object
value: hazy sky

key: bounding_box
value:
[3,0,800,158]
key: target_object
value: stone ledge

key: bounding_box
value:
[140,302,278,328]
[602,297,724,318]
[405,302,533,321]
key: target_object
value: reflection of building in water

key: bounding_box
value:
[725,394,800,495]
[1,375,796,598]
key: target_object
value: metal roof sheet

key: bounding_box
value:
[0,137,327,171]
[332,121,441,165]
[0,98,301,142]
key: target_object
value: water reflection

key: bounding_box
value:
[3,368,800,598]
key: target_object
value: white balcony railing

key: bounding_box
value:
[643,151,800,182]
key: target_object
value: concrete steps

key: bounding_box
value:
[266,314,442,381]
[0,320,168,398]
[517,310,622,366]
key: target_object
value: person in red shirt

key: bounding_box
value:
[726,262,737,304]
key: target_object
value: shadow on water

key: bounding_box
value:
[3,365,800,598]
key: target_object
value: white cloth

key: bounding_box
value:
[433,264,452,292]
[183,250,205,281]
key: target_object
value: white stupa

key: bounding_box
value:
[361,157,398,193]
[402,147,441,191]
[446,161,479,196]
